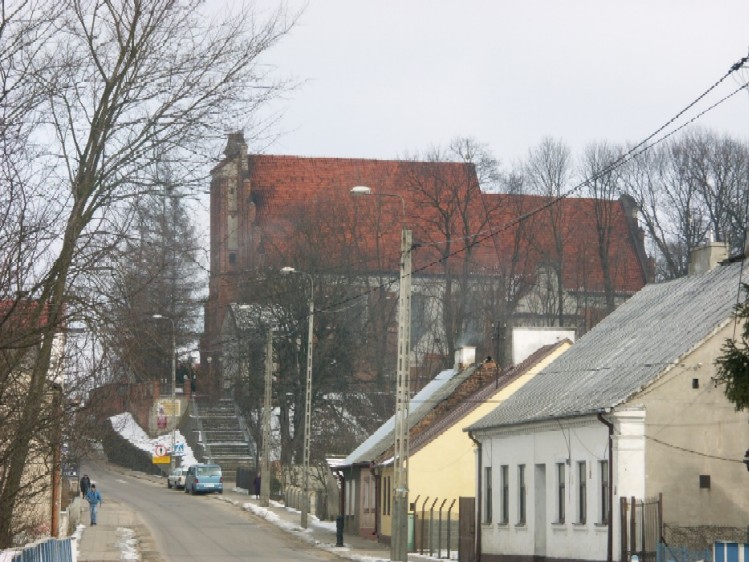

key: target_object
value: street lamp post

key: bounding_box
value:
[152,314,177,472]
[280,266,314,529]
[350,185,412,562]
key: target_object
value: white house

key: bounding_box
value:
[467,244,749,562]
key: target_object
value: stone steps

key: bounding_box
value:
[194,398,256,481]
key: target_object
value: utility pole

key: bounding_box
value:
[349,186,413,561]
[392,227,412,562]
[260,324,272,507]
[280,266,314,528]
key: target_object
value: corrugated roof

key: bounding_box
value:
[469,260,746,431]
[343,367,466,465]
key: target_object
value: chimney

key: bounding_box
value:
[454,346,476,371]
[687,241,728,275]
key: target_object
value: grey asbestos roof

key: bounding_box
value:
[343,366,470,465]
[469,260,746,432]
[223,303,281,334]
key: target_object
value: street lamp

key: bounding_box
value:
[280,266,314,529]
[350,185,412,562]
[152,314,177,472]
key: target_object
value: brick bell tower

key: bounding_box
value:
[201,132,257,398]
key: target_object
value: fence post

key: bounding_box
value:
[437,499,447,559]
[429,498,438,557]
[630,496,636,559]
[420,496,430,555]
[446,499,456,560]
[620,496,628,561]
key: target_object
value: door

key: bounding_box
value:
[458,496,476,562]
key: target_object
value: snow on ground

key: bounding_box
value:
[108,414,453,562]
[109,412,198,467]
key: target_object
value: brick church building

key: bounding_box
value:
[200,133,652,394]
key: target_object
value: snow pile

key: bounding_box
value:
[109,412,198,467]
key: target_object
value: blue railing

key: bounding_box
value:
[5,537,73,562]
[658,542,712,562]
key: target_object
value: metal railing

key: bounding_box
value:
[5,537,73,562]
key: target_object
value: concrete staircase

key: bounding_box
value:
[193,397,255,484]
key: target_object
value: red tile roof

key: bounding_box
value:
[241,155,648,294]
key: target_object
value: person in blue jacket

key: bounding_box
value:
[85,484,102,525]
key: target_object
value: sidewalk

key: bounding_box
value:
[75,467,395,561]
[216,488,391,561]
[76,499,139,561]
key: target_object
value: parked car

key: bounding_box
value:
[167,466,189,489]
[184,463,223,495]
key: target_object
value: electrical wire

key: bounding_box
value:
[265,57,749,320]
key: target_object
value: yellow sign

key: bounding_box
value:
[156,399,180,417]
[153,455,171,465]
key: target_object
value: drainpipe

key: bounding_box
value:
[468,431,482,562]
[597,412,614,562]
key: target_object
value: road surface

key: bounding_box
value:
[83,461,341,562]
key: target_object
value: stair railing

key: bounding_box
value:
[191,398,213,463]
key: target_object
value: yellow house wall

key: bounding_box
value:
[407,342,571,514]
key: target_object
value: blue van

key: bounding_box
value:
[184,464,223,495]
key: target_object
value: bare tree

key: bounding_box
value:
[623,130,749,281]
[578,141,624,313]
[0,0,294,546]
[524,137,574,325]
[402,137,503,376]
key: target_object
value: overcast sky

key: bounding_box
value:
[224,1,749,168]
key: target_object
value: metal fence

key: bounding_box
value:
[657,542,712,562]
[1,537,74,562]
[413,497,459,559]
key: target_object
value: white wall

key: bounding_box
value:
[512,327,576,366]
[479,417,619,561]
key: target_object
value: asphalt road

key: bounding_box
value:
[82,461,340,562]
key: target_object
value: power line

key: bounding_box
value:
[266,55,749,320]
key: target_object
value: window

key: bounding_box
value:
[600,460,609,524]
[346,479,356,516]
[578,461,587,524]
[500,465,509,524]
[382,476,391,515]
[557,463,566,523]
[363,475,371,513]
[484,467,493,523]
[518,465,526,525]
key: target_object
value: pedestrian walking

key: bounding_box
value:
[85,484,102,525]
[253,474,261,499]
[79,474,91,498]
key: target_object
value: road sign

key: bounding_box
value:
[153,455,171,465]
[154,444,167,457]
[173,442,185,457]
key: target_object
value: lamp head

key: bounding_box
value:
[350,185,373,196]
